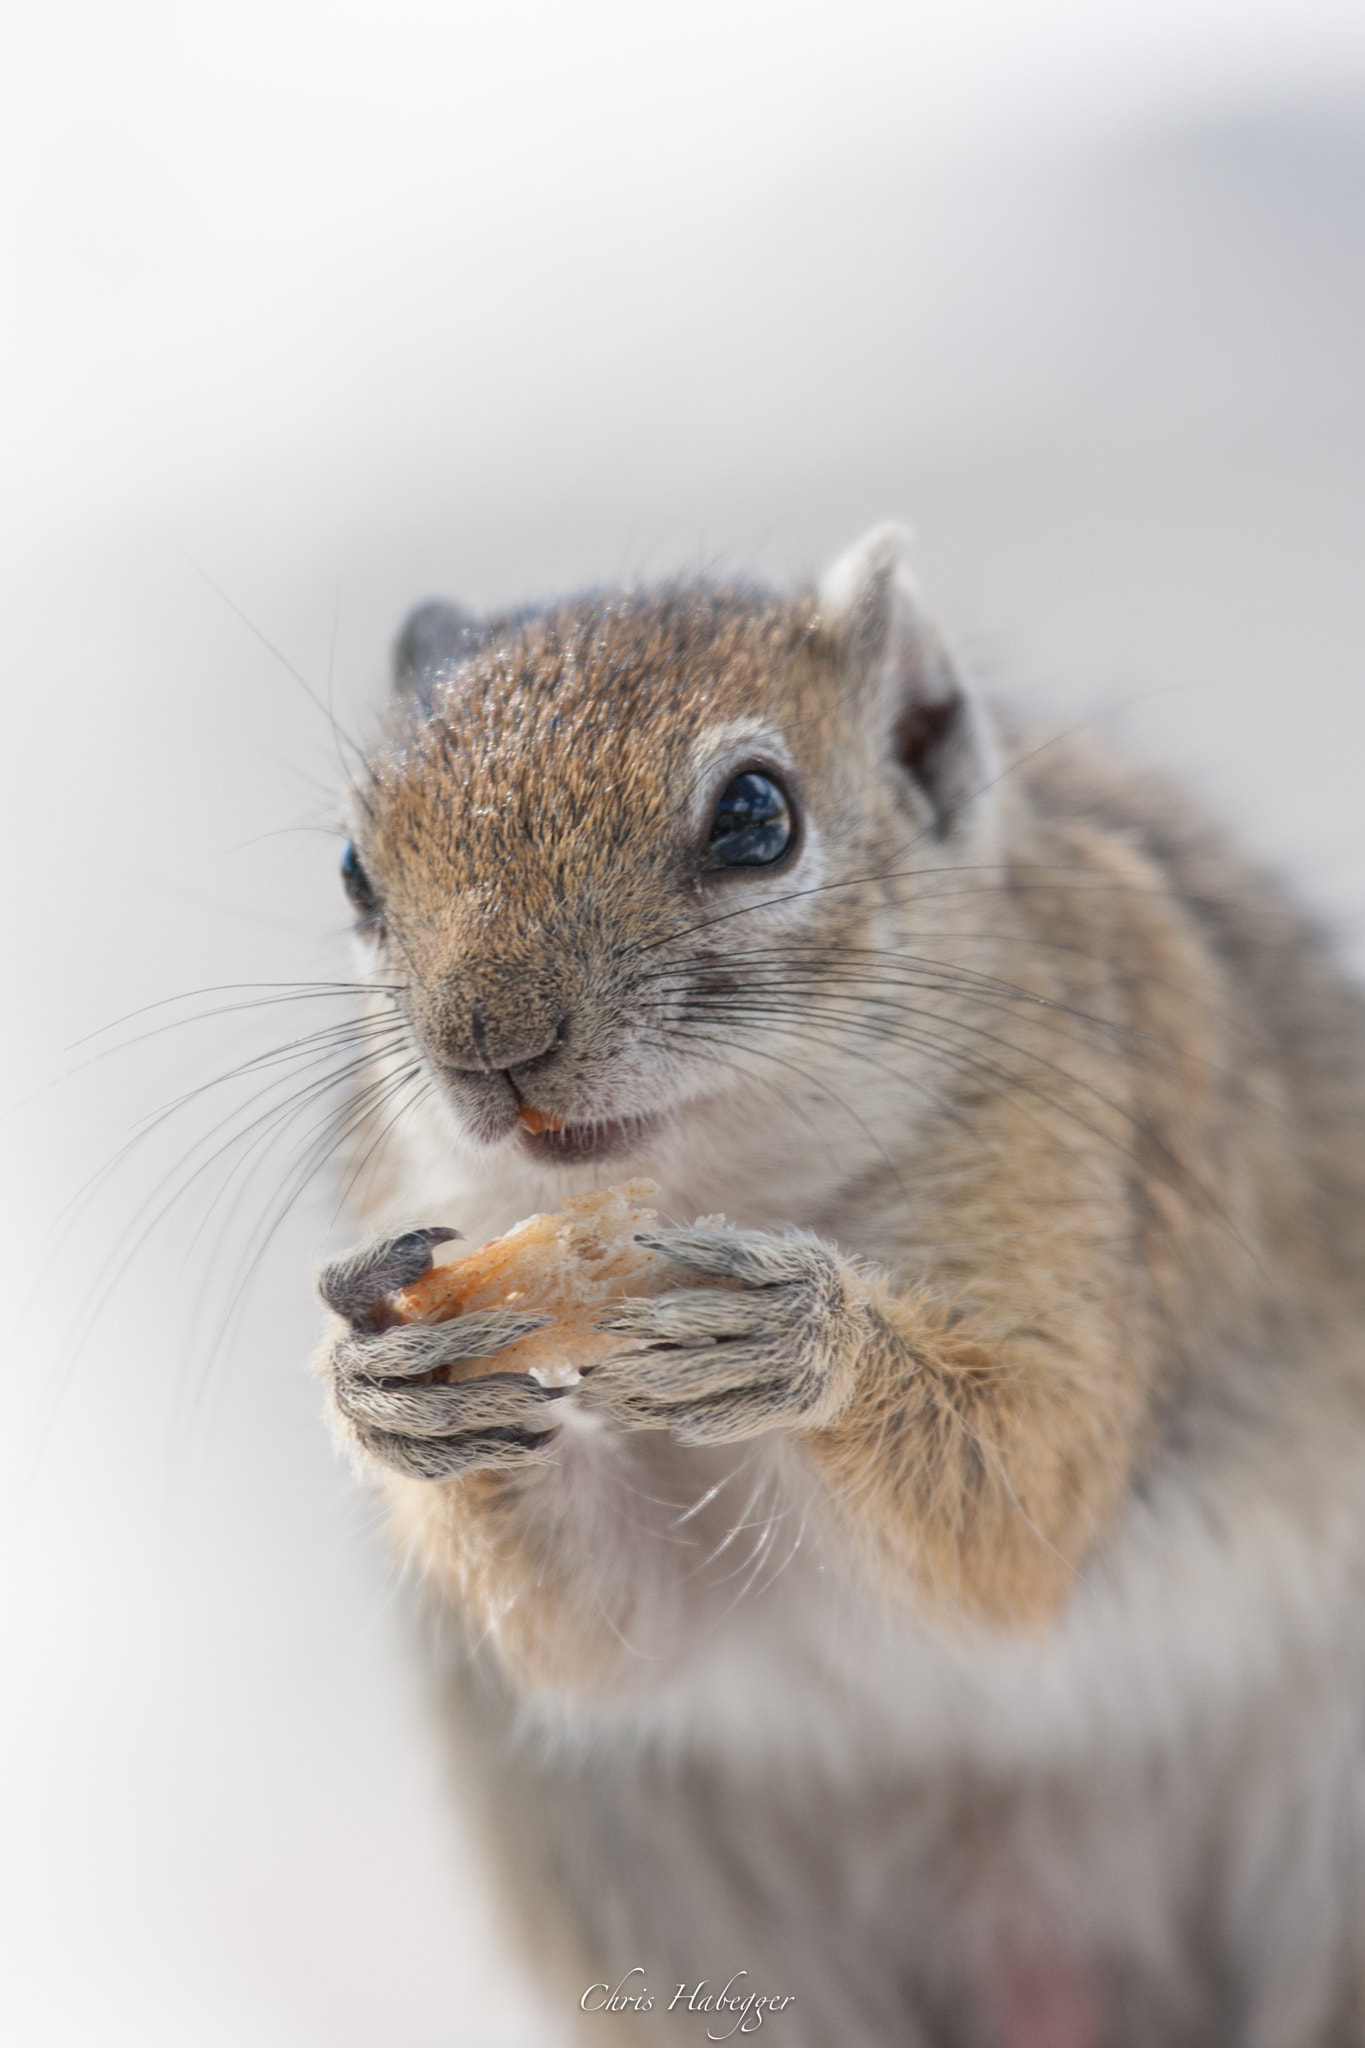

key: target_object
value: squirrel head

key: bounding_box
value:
[344,525,1001,1168]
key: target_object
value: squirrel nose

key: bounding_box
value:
[449,1006,567,1077]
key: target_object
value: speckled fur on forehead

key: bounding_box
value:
[360,586,826,910]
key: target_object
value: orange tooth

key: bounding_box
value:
[518,1106,566,1135]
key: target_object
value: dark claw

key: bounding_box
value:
[318,1225,462,1326]
[390,1226,462,1263]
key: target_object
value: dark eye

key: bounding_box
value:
[704,772,794,868]
[340,840,380,922]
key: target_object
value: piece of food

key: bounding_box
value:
[388,1180,720,1387]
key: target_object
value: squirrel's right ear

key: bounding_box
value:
[392,599,477,700]
[818,525,997,839]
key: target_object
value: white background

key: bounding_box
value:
[3,4,1365,2043]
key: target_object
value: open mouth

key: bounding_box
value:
[514,1105,658,1163]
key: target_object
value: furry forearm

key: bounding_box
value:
[804,1277,1148,1628]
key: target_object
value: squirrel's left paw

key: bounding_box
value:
[580,1228,865,1444]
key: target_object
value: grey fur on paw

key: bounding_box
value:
[582,1229,857,1445]
[632,1227,816,1288]
[320,1244,560,1478]
[341,1365,562,1482]
[318,1226,462,1328]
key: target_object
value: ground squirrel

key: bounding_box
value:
[315,526,1365,2046]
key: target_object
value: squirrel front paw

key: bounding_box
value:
[580,1227,866,1445]
[317,1229,559,1482]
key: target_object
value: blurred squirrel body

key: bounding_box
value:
[317,531,1365,2046]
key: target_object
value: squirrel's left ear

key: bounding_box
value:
[392,599,476,701]
[818,524,997,838]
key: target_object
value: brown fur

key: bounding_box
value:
[315,530,1365,2044]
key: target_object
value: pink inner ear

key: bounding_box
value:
[983,1937,1105,2048]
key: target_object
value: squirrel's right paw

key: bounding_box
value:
[316,1230,558,1482]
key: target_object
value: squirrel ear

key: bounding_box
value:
[818,524,996,838]
[392,599,477,700]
